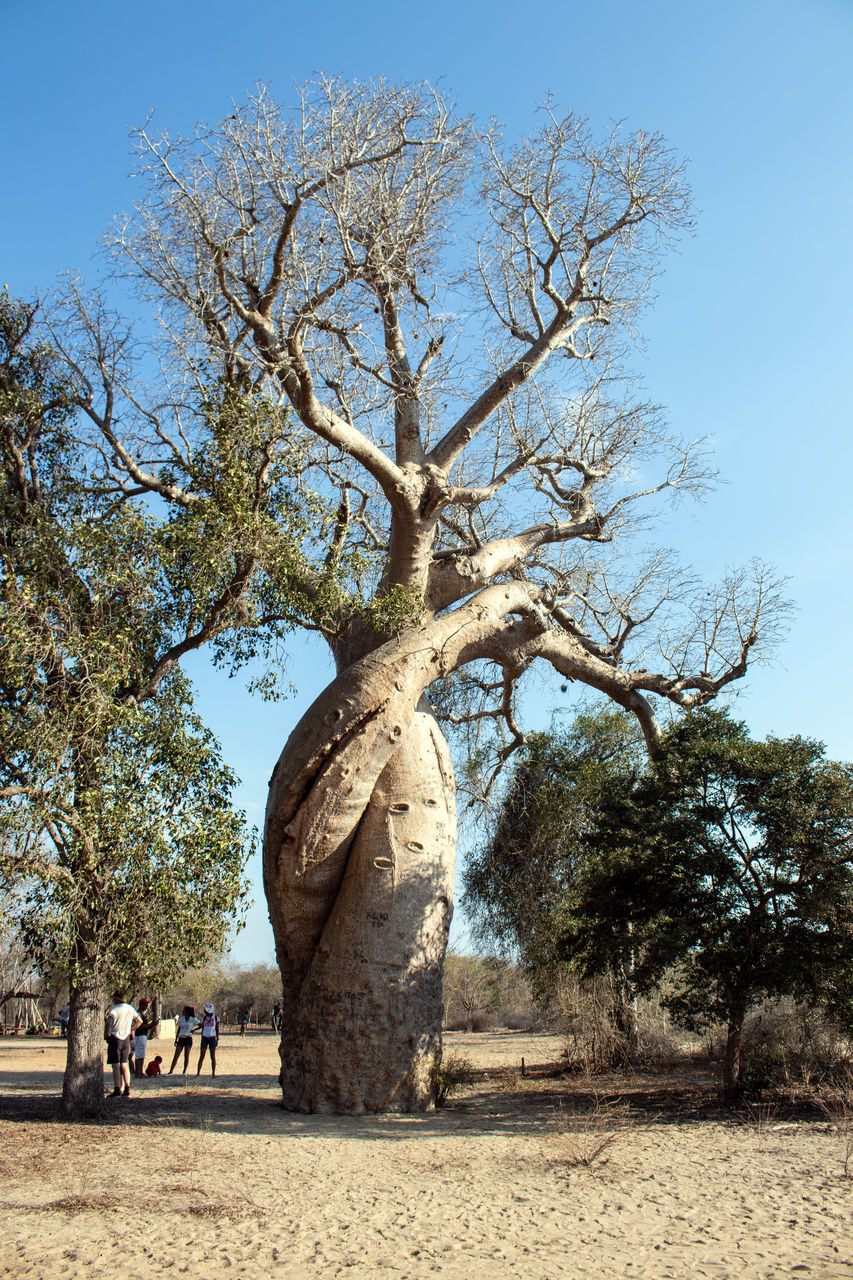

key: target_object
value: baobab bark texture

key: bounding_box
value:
[265,701,455,1113]
[262,587,541,1114]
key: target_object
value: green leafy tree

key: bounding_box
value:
[463,707,645,1020]
[0,293,277,1115]
[558,710,853,1097]
[466,708,853,1092]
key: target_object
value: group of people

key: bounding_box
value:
[168,1004,221,1076]
[103,992,220,1097]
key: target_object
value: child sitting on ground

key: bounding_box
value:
[145,1055,163,1077]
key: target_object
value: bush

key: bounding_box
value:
[705,999,853,1094]
[503,1011,540,1031]
[551,971,692,1073]
[433,1052,476,1107]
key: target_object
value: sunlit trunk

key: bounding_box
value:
[60,957,105,1118]
[266,699,455,1112]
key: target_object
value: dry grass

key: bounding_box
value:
[0,1110,265,1226]
[738,1099,781,1147]
[547,1093,637,1173]
[41,1193,121,1213]
[816,1073,853,1180]
[500,1067,522,1091]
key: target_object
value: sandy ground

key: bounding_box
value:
[1,1031,852,1279]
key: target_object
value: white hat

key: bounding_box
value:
[203,1003,214,1013]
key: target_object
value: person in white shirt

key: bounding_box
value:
[105,992,142,1097]
[168,1006,200,1074]
[196,1003,221,1077]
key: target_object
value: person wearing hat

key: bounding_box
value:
[196,1003,220,1077]
[132,998,152,1078]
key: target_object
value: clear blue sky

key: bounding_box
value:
[3,0,852,963]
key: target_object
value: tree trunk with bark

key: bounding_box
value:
[722,1015,744,1102]
[267,697,456,1113]
[149,994,162,1040]
[60,967,106,1118]
[263,587,545,1113]
[614,939,640,1062]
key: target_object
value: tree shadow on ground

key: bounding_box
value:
[0,1056,827,1140]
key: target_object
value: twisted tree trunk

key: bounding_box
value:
[262,587,538,1113]
[263,623,466,1113]
[271,707,455,1112]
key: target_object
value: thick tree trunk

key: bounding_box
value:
[263,585,539,1113]
[267,703,455,1113]
[60,968,106,1118]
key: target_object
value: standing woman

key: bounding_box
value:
[168,1006,199,1074]
[196,1003,220,1077]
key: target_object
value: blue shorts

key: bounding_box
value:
[199,1037,218,1051]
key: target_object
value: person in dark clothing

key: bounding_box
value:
[133,998,152,1077]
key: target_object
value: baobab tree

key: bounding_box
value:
[58,79,785,1113]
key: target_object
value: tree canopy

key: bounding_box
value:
[566,712,853,1034]
[466,706,853,1095]
[0,291,259,1112]
[462,707,646,978]
[48,80,786,761]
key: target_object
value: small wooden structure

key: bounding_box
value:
[0,990,49,1034]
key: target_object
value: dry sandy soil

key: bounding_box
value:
[1,1029,851,1279]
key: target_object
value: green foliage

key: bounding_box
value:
[11,674,252,991]
[561,710,853,1031]
[465,704,853,1087]
[433,1051,476,1106]
[0,294,252,993]
[462,707,645,981]
[177,381,342,681]
[359,582,424,636]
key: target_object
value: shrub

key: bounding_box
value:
[433,1053,476,1107]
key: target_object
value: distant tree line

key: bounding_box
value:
[160,961,282,1027]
